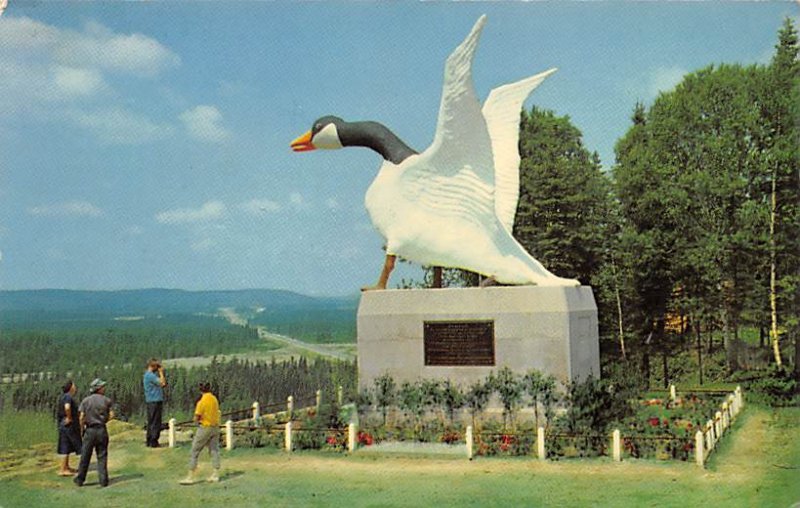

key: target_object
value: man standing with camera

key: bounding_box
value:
[143,358,167,448]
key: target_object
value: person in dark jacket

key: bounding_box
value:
[56,380,82,476]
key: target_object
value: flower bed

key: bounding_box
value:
[618,391,730,460]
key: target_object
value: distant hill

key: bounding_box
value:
[0,289,358,314]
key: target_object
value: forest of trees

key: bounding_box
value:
[0,314,264,375]
[5,355,357,421]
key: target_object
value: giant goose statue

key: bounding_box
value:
[291,15,579,290]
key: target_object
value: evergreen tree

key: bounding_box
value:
[763,18,800,370]
[515,107,613,286]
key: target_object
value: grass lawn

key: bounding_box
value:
[0,406,797,508]
[0,411,55,452]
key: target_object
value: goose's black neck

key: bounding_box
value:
[339,121,417,165]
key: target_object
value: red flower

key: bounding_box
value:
[649,417,660,427]
[326,436,337,445]
[662,418,670,427]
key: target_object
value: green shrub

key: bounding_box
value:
[747,366,799,406]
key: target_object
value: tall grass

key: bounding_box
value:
[0,411,54,451]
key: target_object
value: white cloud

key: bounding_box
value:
[156,201,226,224]
[0,16,179,141]
[325,198,340,210]
[59,20,180,76]
[289,192,307,209]
[66,107,173,144]
[179,105,230,142]
[125,225,145,236]
[0,17,60,52]
[647,66,687,99]
[54,66,107,96]
[0,16,178,78]
[239,199,282,215]
[27,200,103,217]
[191,237,215,252]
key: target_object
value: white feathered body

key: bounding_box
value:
[365,154,575,286]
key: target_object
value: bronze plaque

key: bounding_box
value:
[423,320,495,366]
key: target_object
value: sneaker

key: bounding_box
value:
[206,471,220,483]
[179,474,195,485]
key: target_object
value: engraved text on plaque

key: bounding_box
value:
[423,320,495,366]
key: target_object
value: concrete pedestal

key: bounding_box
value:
[357,286,599,391]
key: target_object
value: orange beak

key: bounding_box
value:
[290,130,316,152]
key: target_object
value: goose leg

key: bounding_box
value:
[362,254,396,292]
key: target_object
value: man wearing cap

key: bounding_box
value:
[74,378,114,488]
[143,358,167,448]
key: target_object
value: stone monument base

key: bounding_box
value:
[357,286,599,393]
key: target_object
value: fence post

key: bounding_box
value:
[721,403,729,431]
[466,425,473,460]
[168,418,176,448]
[669,384,677,402]
[285,421,292,452]
[695,430,705,467]
[537,427,546,460]
[338,385,343,406]
[612,429,621,462]
[252,401,260,422]
[316,389,322,412]
[706,420,715,450]
[737,385,744,410]
[348,422,357,453]
[225,420,234,451]
[287,395,294,420]
[715,411,722,439]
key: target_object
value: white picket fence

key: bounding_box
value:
[692,385,745,467]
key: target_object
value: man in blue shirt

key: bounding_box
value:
[143,358,167,448]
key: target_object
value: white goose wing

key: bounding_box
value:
[399,15,496,229]
[482,68,557,232]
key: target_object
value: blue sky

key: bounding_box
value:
[0,2,795,296]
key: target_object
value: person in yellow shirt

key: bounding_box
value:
[179,382,221,484]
